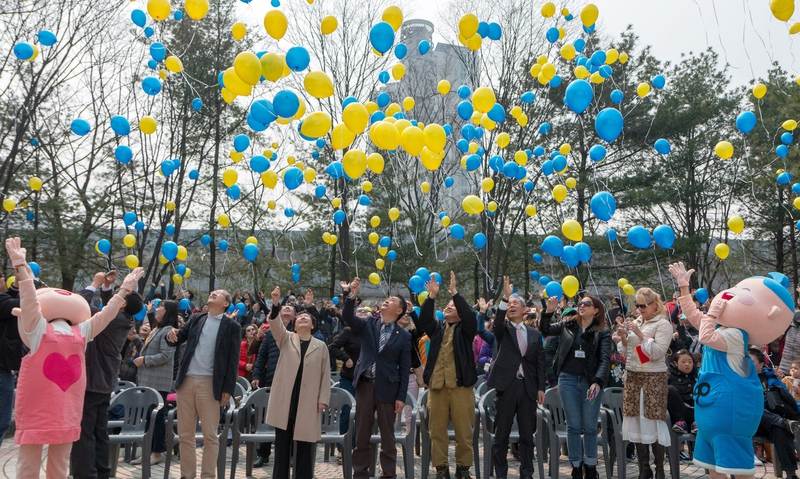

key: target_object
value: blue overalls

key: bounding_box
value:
[692,329,763,474]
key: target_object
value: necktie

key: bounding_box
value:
[516,324,527,356]
[370,324,392,377]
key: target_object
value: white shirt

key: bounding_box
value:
[186,314,223,377]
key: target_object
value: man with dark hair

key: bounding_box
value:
[0,274,27,446]
[342,277,411,479]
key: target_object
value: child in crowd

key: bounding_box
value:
[782,361,800,403]
[668,349,697,435]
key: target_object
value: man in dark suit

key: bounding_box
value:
[166,289,240,479]
[341,277,411,479]
[488,276,546,479]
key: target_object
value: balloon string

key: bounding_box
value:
[651,249,667,300]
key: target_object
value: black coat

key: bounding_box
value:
[0,290,24,372]
[416,293,478,388]
[487,307,546,399]
[329,327,361,380]
[668,362,696,406]
[170,312,241,400]
[253,330,280,387]
[79,288,133,394]
[342,297,411,403]
[539,311,612,387]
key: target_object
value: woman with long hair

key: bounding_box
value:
[133,300,178,465]
[540,295,612,479]
[614,288,673,479]
[239,324,257,379]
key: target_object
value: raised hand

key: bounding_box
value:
[448,271,457,295]
[350,277,361,296]
[668,262,694,288]
[104,270,118,288]
[120,268,144,293]
[502,275,513,300]
[5,237,26,268]
[545,296,558,313]
[91,272,106,289]
[271,286,281,304]
[426,277,440,299]
[304,288,314,304]
[477,297,489,313]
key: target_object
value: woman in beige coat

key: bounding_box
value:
[265,286,331,479]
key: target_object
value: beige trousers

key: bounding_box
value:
[177,376,220,478]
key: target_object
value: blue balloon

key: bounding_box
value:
[529,271,540,281]
[590,50,607,65]
[226,185,241,200]
[233,134,250,152]
[487,22,502,40]
[607,228,618,242]
[243,243,259,262]
[651,74,666,89]
[610,89,624,104]
[477,21,490,38]
[314,184,327,198]
[736,111,757,134]
[654,138,671,155]
[378,71,390,84]
[777,171,792,185]
[285,46,310,71]
[488,103,506,122]
[236,303,247,317]
[218,239,229,252]
[562,246,579,268]
[415,267,431,283]
[472,232,487,249]
[538,122,552,135]
[444,177,454,188]
[387,250,398,261]
[110,115,130,135]
[70,118,91,136]
[189,169,199,180]
[165,224,175,236]
[134,221,145,232]
[200,234,211,246]
[123,211,137,226]
[284,207,295,217]
[273,90,300,118]
[694,288,709,304]
[131,9,147,27]
[627,225,652,249]
[594,108,623,142]
[179,298,191,311]
[653,224,676,249]
[149,42,166,61]
[175,263,186,275]
[538,275,551,286]
[284,167,303,190]
[28,261,41,277]
[161,241,178,261]
[457,85,472,99]
[191,97,203,111]
[524,180,534,192]
[589,144,606,162]
[781,132,794,145]
[573,38,586,51]
[431,272,442,284]
[564,80,594,114]
[250,99,276,125]
[521,91,535,104]
[590,191,616,221]
[449,224,465,240]
[333,209,346,225]
[376,91,391,107]
[332,296,340,305]
[418,40,430,55]
[369,22,395,54]
[143,26,154,38]
[457,101,473,121]
[465,154,481,171]
[552,154,567,172]
[249,155,269,173]
[379,236,391,248]
[532,253,543,264]
[409,275,425,293]
[792,182,800,195]
[549,76,563,88]
[541,235,564,257]
[545,281,564,300]
[394,42,407,59]
[141,76,161,95]
[598,65,613,79]
[575,242,592,263]
[541,160,554,176]
[777,144,790,158]
[545,27,559,43]
[173,10,183,20]
[134,305,147,322]
[114,145,132,164]
[325,161,344,179]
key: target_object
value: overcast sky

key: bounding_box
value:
[401,0,799,86]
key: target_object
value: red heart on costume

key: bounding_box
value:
[43,353,82,392]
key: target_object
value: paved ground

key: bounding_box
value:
[0,440,781,478]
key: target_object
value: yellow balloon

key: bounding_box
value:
[222,168,238,187]
[217,213,230,228]
[559,143,572,155]
[329,234,338,245]
[245,236,258,245]
[303,168,316,183]
[441,215,451,227]
[264,9,288,40]
[402,96,414,111]
[636,82,651,97]
[560,43,576,61]
[794,197,800,210]
[525,205,537,217]
[223,67,252,96]
[423,124,446,151]
[561,219,583,242]
[417,291,429,304]
[714,141,734,160]
[753,83,767,99]
[514,150,528,166]
[782,119,798,131]
[552,184,568,203]
[28,176,42,191]
[541,1,556,17]
[388,207,400,222]
[496,132,510,149]
[176,245,187,261]
[579,3,599,27]
[165,200,176,212]
[370,215,381,228]
[231,22,247,41]
[139,116,157,135]
[400,126,424,156]
[420,181,431,193]
[185,0,208,19]
[617,278,629,288]
[220,88,236,105]
[619,52,630,64]
[261,170,278,189]
[458,13,479,38]
[165,55,183,73]
[727,215,744,234]
[487,201,498,213]
[420,147,444,171]
[606,48,619,64]
[565,177,577,189]
[267,200,276,210]
[391,63,406,81]
[362,181,373,192]
[172,273,183,285]
[184,268,192,279]
[342,102,369,134]
[343,149,368,178]
[368,272,381,285]
[790,22,800,34]
[125,255,140,269]
[562,275,580,298]
[368,232,379,244]
[331,123,356,150]
[714,243,730,260]
[481,177,495,192]
[299,111,332,138]
[622,283,635,296]
[462,195,484,215]
[260,53,287,82]
[472,86,496,113]
[375,258,385,270]
[437,79,451,95]
[147,0,170,21]
[574,65,590,79]
[331,197,342,209]
[4,197,17,213]
[304,71,334,98]
[367,153,385,174]
[771,0,795,21]
[369,121,400,150]
[382,5,404,30]
[234,52,261,85]
[123,234,136,248]
[321,15,338,35]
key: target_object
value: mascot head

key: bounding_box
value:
[714,272,795,346]
[36,288,91,325]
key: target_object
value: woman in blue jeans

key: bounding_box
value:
[540,295,612,479]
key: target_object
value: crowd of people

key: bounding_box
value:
[3,253,800,479]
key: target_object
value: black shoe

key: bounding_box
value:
[435,465,451,479]
[572,465,583,479]
[455,465,471,479]
[583,465,599,479]
[253,455,269,468]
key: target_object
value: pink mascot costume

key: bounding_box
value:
[670,262,795,478]
[5,237,143,479]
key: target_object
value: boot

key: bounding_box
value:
[571,464,583,479]
[435,465,451,479]
[583,464,599,479]
[635,443,653,479]
[455,465,472,479]
[652,444,666,479]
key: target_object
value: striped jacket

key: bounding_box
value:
[136,326,176,392]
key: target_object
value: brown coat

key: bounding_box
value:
[265,316,331,442]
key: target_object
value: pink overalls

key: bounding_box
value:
[15,322,87,478]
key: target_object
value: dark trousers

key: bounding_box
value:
[492,378,536,479]
[273,410,313,479]
[150,391,169,453]
[666,386,694,425]
[354,380,397,479]
[758,417,798,473]
[0,370,14,447]
[71,391,112,479]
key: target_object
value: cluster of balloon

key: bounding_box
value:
[407,268,442,303]
[12,29,57,62]
[243,236,260,263]
[768,0,800,35]
[159,240,192,284]
[624,224,675,250]
[456,13,503,52]
[617,278,636,296]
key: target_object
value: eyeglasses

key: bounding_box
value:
[578,301,593,307]
[635,302,652,309]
